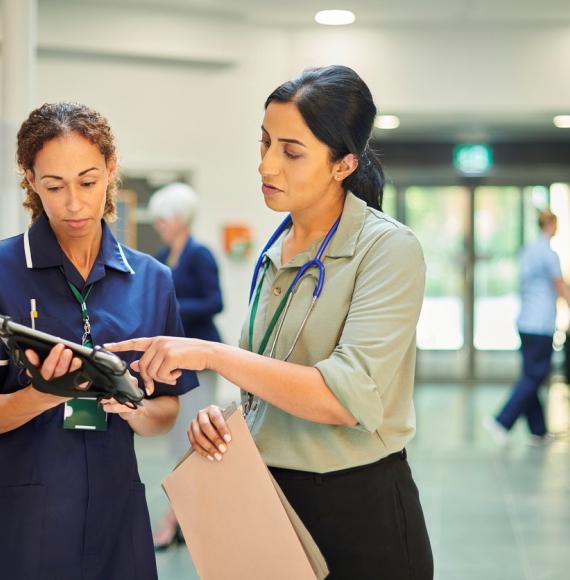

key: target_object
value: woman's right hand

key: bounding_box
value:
[26,343,86,395]
[0,344,88,434]
[188,405,232,462]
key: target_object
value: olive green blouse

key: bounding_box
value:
[240,192,426,473]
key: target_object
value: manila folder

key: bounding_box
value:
[162,405,329,580]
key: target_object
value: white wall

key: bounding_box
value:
[1,2,292,348]
[1,1,570,348]
[290,24,570,114]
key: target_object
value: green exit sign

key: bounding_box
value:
[453,144,493,175]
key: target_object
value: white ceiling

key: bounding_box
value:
[45,0,570,26]
[37,1,570,140]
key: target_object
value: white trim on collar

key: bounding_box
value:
[116,243,135,274]
[24,229,33,268]
[0,360,10,367]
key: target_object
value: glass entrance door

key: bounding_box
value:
[472,186,527,380]
[405,186,471,379]
[397,183,565,382]
[473,186,522,352]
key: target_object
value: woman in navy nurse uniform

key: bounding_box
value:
[0,103,197,580]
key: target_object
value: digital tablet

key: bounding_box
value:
[0,314,144,407]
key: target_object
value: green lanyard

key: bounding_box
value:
[66,280,94,348]
[248,260,291,355]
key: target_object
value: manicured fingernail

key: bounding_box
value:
[214,453,222,462]
[224,434,231,443]
[218,444,227,453]
[207,455,214,462]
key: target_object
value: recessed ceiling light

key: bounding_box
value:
[374,115,400,130]
[553,115,570,128]
[314,10,356,26]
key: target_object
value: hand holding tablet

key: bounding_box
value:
[0,314,144,407]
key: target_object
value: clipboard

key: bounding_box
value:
[162,404,329,580]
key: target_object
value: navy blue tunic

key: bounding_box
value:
[156,237,223,342]
[0,214,198,580]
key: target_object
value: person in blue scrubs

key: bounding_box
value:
[0,102,197,580]
[486,210,570,444]
[148,182,223,548]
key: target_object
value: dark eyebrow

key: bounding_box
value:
[40,167,100,180]
[78,167,99,176]
[260,125,306,148]
[278,138,306,147]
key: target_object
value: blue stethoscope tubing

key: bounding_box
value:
[249,214,341,302]
[248,214,341,360]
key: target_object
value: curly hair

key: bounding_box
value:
[16,102,119,222]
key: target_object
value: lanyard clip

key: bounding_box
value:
[82,316,92,346]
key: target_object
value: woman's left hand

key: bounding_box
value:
[100,397,147,421]
[99,372,147,420]
[104,336,212,395]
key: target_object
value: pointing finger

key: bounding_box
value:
[103,338,153,353]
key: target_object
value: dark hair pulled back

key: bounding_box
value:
[265,65,385,210]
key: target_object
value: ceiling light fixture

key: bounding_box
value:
[374,115,400,130]
[314,10,356,26]
[553,115,570,128]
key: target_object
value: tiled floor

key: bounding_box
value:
[135,382,570,580]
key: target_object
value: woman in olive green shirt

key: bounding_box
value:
[108,65,433,579]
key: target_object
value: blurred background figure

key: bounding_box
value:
[148,182,223,549]
[486,210,570,445]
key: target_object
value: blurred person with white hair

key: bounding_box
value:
[148,182,223,549]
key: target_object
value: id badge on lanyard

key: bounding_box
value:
[62,278,108,431]
[64,397,107,431]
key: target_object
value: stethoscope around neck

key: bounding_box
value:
[248,213,341,362]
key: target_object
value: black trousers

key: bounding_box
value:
[269,451,433,580]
